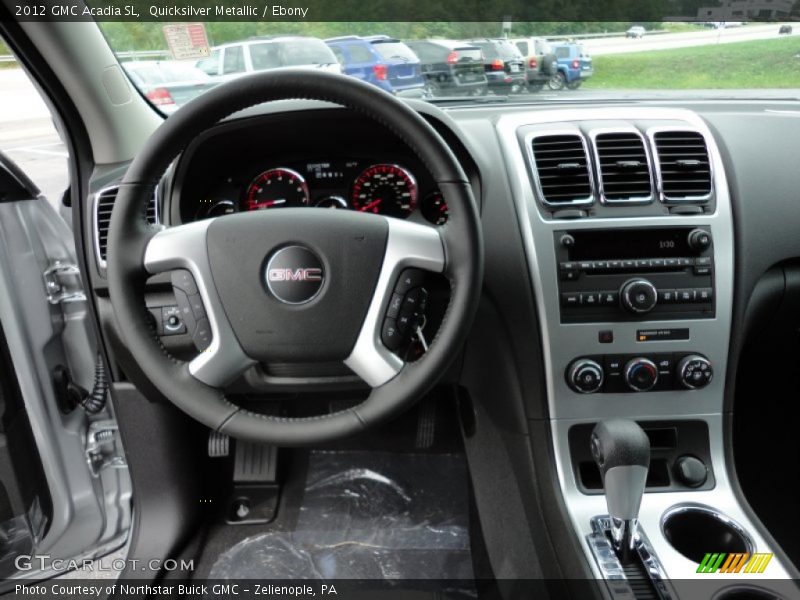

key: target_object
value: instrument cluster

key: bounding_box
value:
[190,158,448,226]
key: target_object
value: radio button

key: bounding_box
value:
[582,292,600,306]
[561,270,580,281]
[598,291,619,305]
[696,288,713,302]
[665,258,679,268]
[578,261,593,270]
[677,289,696,302]
[694,265,712,276]
[561,292,581,307]
[623,259,636,269]
[695,256,712,266]
[678,257,694,267]
[609,260,623,270]
[659,289,677,303]
[651,258,665,268]
[636,259,652,268]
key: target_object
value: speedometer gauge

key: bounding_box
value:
[351,164,417,218]
[245,168,309,211]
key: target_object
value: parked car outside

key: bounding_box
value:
[467,38,526,94]
[404,39,488,97]
[626,26,646,39]
[195,36,341,84]
[510,37,558,92]
[122,60,217,113]
[779,24,793,35]
[549,42,594,90]
[325,35,425,96]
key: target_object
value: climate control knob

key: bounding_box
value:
[677,354,713,389]
[624,357,659,392]
[620,278,658,314]
[566,359,604,394]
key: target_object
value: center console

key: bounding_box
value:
[495,108,795,598]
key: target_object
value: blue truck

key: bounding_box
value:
[548,43,594,90]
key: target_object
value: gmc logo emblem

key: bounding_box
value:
[267,268,323,282]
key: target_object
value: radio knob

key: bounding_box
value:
[677,354,713,389]
[624,358,659,392]
[688,229,712,253]
[620,278,658,313]
[566,359,604,394]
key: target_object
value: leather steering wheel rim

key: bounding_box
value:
[107,69,483,445]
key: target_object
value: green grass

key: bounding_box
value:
[584,36,800,89]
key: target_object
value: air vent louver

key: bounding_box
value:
[594,132,652,203]
[653,130,712,201]
[531,134,593,205]
[94,186,158,265]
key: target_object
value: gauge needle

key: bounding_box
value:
[257,199,286,208]
[362,198,382,212]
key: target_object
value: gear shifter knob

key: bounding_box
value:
[591,419,650,562]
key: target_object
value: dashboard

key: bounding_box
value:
[170,113,474,227]
[85,96,800,591]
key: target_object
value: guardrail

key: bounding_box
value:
[545,29,673,41]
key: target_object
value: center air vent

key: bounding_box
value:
[94,186,159,267]
[652,130,712,202]
[530,134,593,206]
[593,132,653,203]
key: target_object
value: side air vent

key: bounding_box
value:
[530,134,593,206]
[593,132,653,203]
[652,130,712,202]
[94,186,159,267]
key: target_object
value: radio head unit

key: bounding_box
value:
[556,227,714,323]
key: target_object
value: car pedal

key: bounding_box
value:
[208,431,230,457]
[415,400,437,449]
[226,441,280,525]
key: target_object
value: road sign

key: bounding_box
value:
[163,24,210,61]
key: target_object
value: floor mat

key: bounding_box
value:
[209,451,473,580]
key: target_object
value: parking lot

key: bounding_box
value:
[1,67,68,210]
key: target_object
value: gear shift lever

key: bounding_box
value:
[591,419,650,563]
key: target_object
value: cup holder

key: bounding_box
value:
[713,585,786,600]
[661,504,754,564]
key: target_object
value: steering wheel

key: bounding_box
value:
[107,69,483,445]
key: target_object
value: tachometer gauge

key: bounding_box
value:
[421,191,449,225]
[245,167,309,210]
[351,164,417,218]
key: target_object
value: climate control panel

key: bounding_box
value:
[565,353,713,394]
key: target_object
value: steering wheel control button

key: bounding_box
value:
[193,318,212,352]
[566,358,604,394]
[381,318,403,351]
[386,293,404,319]
[677,354,713,389]
[187,294,207,319]
[265,245,324,305]
[624,357,659,392]
[162,306,186,334]
[620,278,658,313]
[394,268,425,295]
[171,269,198,295]
[674,455,709,488]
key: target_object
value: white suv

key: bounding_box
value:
[196,36,342,83]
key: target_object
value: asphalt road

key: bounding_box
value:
[583,23,800,55]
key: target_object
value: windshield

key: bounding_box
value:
[98,21,800,113]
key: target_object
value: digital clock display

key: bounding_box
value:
[566,228,695,260]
